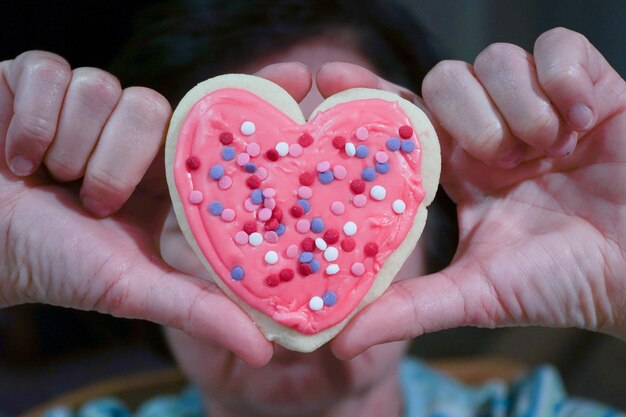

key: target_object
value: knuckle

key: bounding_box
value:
[21,52,71,86]
[122,86,172,122]
[85,165,137,197]
[518,107,556,144]
[12,111,56,147]
[468,121,505,159]
[474,43,526,77]
[422,60,468,104]
[71,68,122,107]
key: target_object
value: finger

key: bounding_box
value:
[80,87,171,217]
[422,60,524,168]
[254,62,312,103]
[44,67,122,181]
[4,51,71,176]
[0,61,12,165]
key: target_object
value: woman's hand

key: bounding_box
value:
[324,27,626,358]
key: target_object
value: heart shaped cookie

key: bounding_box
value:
[165,74,440,352]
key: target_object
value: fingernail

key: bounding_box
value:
[547,131,578,158]
[568,103,594,131]
[82,197,114,217]
[497,144,525,169]
[9,155,35,176]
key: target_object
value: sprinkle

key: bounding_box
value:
[315,237,328,251]
[361,167,377,182]
[279,268,294,282]
[370,185,387,200]
[231,266,244,281]
[234,231,248,245]
[249,232,263,246]
[345,142,356,157]
[332,136,346,149]
[299,172,315,186]
[351,262,365,276]
[364,242,379,256]
[350,179,366,194]
[258,207,272,221]
[341,237,356,252]
[250,189,264,204]
[265,251,279,264]
[275,142,289,156]
[298,186,313,199]
[189,191,203,204]
[244,198,259,212]
[324,229,339,244]
[323,291,337,306]
[221,208,236,222]
[290,205,305,218]
[186,156,200,171]
[318,170,334,184]
[275,224,286,236]
[241,121,256,135]
[343,221,357,236]
[298,133,314,147]
[330,201,345,215]
[317,161,331,172]
[301,237,315,252]
[399,125,413,139]
[246,142,261,157]
[353,194,367,207]
[375,162,390,174]
[299,263,313,276]
[401,140,415,153]
[272,207,283,221]
[265,230,279,243]
[264,218,279,231]
[326,264,340,275]
[244,163,257,173]
[387,138,401,151]
[218,175,233,190]
[310,259,321,273]
[221,147,235,161]
[263,198,276,210]
[286,244,299,258]
[324,246,339,262]
[332,165,347,180]
[219,132,234,145]
[309,296,324,311]
[299,251,314,263]
[296,219,311,233]
[265,149,279,161]
[246,175,261,189]
[208,201,223,215]
[296,199,311,213]
[243,221,257,234]
[256,167,268,180]
[209,165,224,180]
[236,153,250,166]
[289,143,303,157]
[311,218,324,233]
[266,274,280,287]
[356,126,369,141]
[355,145,369,159]
[392,199,406,214]
[263,188,276,198]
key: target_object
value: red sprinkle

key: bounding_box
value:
[246,175,261,189]
[341,237,356,252]
[350,179,366,194]
[323,229,339,244]
[279,268,294,282]
[301,237,315,252]
[290,205,304,218]
[266,274,280,287]
[219,132,234,145]
[272,207,283,222]
[364,242,379,257]
[186,156,200,171]
[298,133,314,147]
[332,135,346,149]
[264,217,279,231]
[399,125,413,139]
[299,172,315,186]
[299,263,313,276]
[243,221,257,234]
[266,148,279,161]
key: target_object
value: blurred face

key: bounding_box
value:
[160,32,425,417]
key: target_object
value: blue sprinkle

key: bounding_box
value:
[251,189,264,204]
[401,139,415,153]
[244,163,257,173]
[323,291,337,306]
[310,217,324,233]
[231,266,245,280]
[355,145,369,159]
[318,170,334,184]
[310,259,321,273]
[275,223,286,236]
[209,164,224,180]
[299,251,314,263]
[221,146,235,160]
[387,137,402,151]
[375,162,390,174]
[361,167,377,182]
[209,201,223,215]
[297,199,311,213]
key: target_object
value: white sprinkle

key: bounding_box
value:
[345,142,356,157]
[309,296,324,311]
[324,246,339,262]
[326,264,340,275]
[392,199,406,214]
[264,250,279,264]
[315,237,328,251]
[343,221,357,236]
[275,142,289,156]
[370,185,387,201]
[240,121,256,135]
[249,232,263,246]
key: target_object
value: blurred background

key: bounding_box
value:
[1,0,625,415]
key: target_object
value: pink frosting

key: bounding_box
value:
[173,88,425,334]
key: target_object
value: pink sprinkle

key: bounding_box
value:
[246,142,261,157]
[236,153,250,166]
[263,198,276,210]
[218,175,233,190]
[353,194,367,207]
[330,201,345,215]
[356,126,368,141]
[256,167,268,180]
[263,188,276,198]
[289,143,303,157]
[221,208,236,222]
[375,151,389,163]
[296,219,311,233]
[235,231,249,245]
[188,190,203,204]
[286,244,299,258]
[244,198,260,212]
[258,208,272,221]
[265,231,279,243]
[332,165,347,180]
[351,262,365,276]
[316,161,331,172]
[298,186,313,199]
